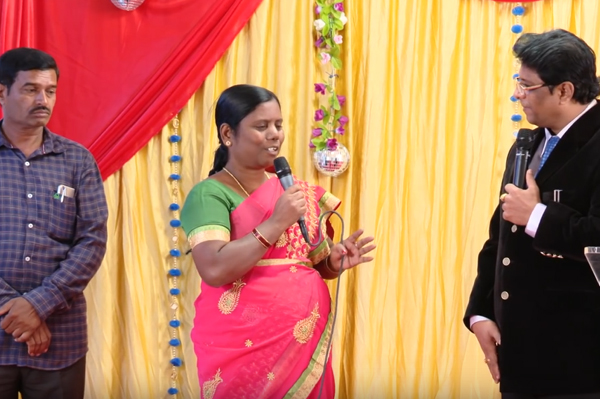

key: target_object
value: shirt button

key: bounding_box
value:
[501,291,510,300]
[502,257,511,266]
[511,225,517,233]
[28,223,33,228]
[24,161,30,166]
[27,193,33,199]
[25,256,31,262]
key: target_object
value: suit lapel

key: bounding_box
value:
[535,102,600,185]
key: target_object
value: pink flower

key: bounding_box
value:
[312,128,323,137]
[315,36,324,47]
[334,35,343,44]
[326,138,338,150]
[315,4,322,14]
[335,126,345,135]
[314,109,325,121]
[314,83,326,94]
[334,3,344,12]
[309,141,316,148]
[320,52,331,64]
[337,95,346,107]
[338,115,349,126]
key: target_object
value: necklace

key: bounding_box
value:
[222,167,270,197]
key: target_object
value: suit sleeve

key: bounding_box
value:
[463,205,500,329]
[533,183,600,262]
[463,143,517,330]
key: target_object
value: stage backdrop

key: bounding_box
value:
[0,0,263,179]
[4,0,600,398]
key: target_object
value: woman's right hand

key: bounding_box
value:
[271,185,307,229]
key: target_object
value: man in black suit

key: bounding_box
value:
[465,29,600,398]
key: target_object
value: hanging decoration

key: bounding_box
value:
[111,0,145,11]
[311,0,350,177]
[166,114,184,397]
[508,3,526,136]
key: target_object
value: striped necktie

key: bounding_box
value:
[537,135,559,175]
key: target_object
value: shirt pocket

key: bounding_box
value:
[47,189,77,242]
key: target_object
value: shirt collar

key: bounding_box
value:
[544,99,597,140]
[0,120,65,154]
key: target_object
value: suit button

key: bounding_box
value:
[511,225,517,233]
[502,257,511,266]
[501,291,509,300]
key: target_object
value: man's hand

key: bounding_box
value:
[501,170,541,226]
[0,297,42,342]
[472,320,501,383]
[26,322,51,357]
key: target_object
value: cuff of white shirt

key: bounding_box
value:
[469,315,490,329]
[525,203,547,238]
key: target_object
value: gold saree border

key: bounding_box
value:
[256,259,313,268]
[284,312,333,399]
[319,192,341,213]
[308,239,330,266]
[187,225,230,249]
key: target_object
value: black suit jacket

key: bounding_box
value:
[464,102,600,395]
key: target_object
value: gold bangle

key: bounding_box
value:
[252,228,271,249]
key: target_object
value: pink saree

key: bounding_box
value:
[193,177,340,399]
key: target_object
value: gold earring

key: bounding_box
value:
[225,141,231,146]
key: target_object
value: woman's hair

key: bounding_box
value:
[208,84,280,176]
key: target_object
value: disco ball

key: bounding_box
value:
[111,0,145,11]
[312,143,350,177]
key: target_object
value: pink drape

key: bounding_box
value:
[0,0,264,179]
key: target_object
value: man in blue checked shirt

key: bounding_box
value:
[0,48,108,399]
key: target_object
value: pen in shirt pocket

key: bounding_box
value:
[53,185,75,202]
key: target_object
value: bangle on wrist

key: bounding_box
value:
[325,256,338,274]
[252,228,271,249]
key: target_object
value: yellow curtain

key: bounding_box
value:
[85,0,600,398]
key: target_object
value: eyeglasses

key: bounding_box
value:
[514,77,549,95]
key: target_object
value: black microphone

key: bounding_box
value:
[513,128,535,188]
[273,157,312,245]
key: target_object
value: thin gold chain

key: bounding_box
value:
[222,167,270,197]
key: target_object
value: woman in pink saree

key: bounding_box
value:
[181,85,375,399]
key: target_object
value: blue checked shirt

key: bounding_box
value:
[0,124,108,370]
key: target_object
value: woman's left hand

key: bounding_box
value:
[329,229,376,272]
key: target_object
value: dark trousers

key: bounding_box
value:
[0,356,85,399]
[503,393,600,399]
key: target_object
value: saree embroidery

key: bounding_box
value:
[202,369,223,399]
[293,303,321,344]
[286,313,334,399]
[218,279,246,314]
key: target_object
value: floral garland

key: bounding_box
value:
[310,0,348,151]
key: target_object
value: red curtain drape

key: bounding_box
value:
[0,0,264,179]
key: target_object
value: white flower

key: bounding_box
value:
[340,13,348,26]
[314,19,326,31]
[334,35,343,44]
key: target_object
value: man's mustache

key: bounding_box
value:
[30,106,50,114]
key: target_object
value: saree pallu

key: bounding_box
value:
[193,178,339,399]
